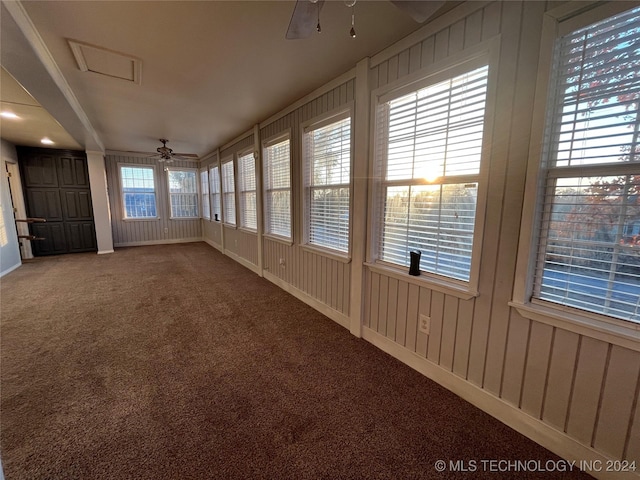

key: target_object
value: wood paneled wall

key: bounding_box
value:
[362,0,640,471]
[105,154,201,246]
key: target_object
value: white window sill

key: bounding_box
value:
[169,217,199,221]
[123,217,160,222]
[365,262,478,300]
[223,223,237,229]
[509,300,640,352]
[264,234,293,246]
[238,227,258,235]
[300,243,351,264]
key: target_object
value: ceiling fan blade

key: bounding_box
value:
[286,0,325,40]
[390,0,446,23]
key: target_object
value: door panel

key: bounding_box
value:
[66,222,97,252]
[23,155,58,187]
[27,189,63,221]
[58,156,89,188]
[31,223,67,255]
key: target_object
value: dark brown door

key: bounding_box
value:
[18,147,97,256]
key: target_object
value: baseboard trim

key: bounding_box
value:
[113,238,202,248]
[203,238,223,253]
[0,262,22,278]
[264,270,351,330]
[362,327,638,480]
[225,250,261,276]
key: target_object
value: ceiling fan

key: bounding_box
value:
[286,0,446,40]
[148,138,198,163]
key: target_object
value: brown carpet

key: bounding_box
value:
[1,242,591,479]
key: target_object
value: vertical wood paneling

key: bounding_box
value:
[542,329,580,431]
[395,280,408,346]
[439,295,459,371]
[449,19,465,54]
[481,1,502,40]
[464,9,483,48]
[434,28,450,62]
[420,36,435,69]
[453,298,474,378]
[626,389,640,463]
[500,312,530,406]
[566,337,609,445]
[415,287,431,357]
[405,284,420,352]
[520,322,553,417]
[408,44,422,74]
[426,291,445,363]
[378,275,389,335]
[369,272,380,332]
[593,346,640,459]
[397,50,409,78]
[386,278,398,339]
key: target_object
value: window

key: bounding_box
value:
[221,159,236,225]
[238,151,257,230]
[263,135,291,238]
[374,63,489,282]
[200,170,210,220]
[210,165,221,222]
[532,6,640,324]
[167,169,198,218]
[119,165,157,219]
[303,114,351,253]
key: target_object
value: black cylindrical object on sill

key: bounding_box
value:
[409,250,421,276]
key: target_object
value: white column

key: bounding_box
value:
[349,57,371,338]
[86,150,114,254]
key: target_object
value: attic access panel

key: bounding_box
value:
[68,39,141,84]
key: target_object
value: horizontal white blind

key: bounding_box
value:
[306,116,351,252]
[264,138,291,238]
[378,65,489,281]
[534,6,640,323]
[209,165,221,221]
[238,152,257,230]
[168,170,198,218]
[221,160,236,225]
[551,7,640,167]
[200,170,210,219]
[120,165,157,218]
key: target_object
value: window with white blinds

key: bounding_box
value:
[238,151,257,230]
[119,165,158,219]
[263,136,291,238]
[221,159,236,225]
[533,6,640,324]
[375,64,489,282]
[209,165,221,222]
[304,114,351,253]
[167,169,198,218]
[200,170,210,220]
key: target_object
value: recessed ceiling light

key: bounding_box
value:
[1,111,20,119]
[41,137,54,145]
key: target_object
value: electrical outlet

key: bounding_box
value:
[419,314,431,335]
[164,227,169,234]
[279,258,286,266]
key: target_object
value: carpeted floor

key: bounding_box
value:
[0,242,592,479]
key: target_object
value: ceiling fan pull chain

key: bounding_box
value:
[350,5,356,38]
[317,2,321,33]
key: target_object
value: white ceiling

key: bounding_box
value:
[1,0,454,158]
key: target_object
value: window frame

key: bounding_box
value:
[263,131,293,242]
[301,107,354,259]
[118,163,159,221]
[237,148,258,232]
[166,167,199,220]
[221,156,236,227]
[209,163,222,222]
[512,1,640,349]
[200,168,210,220]
[368,43,498,298]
